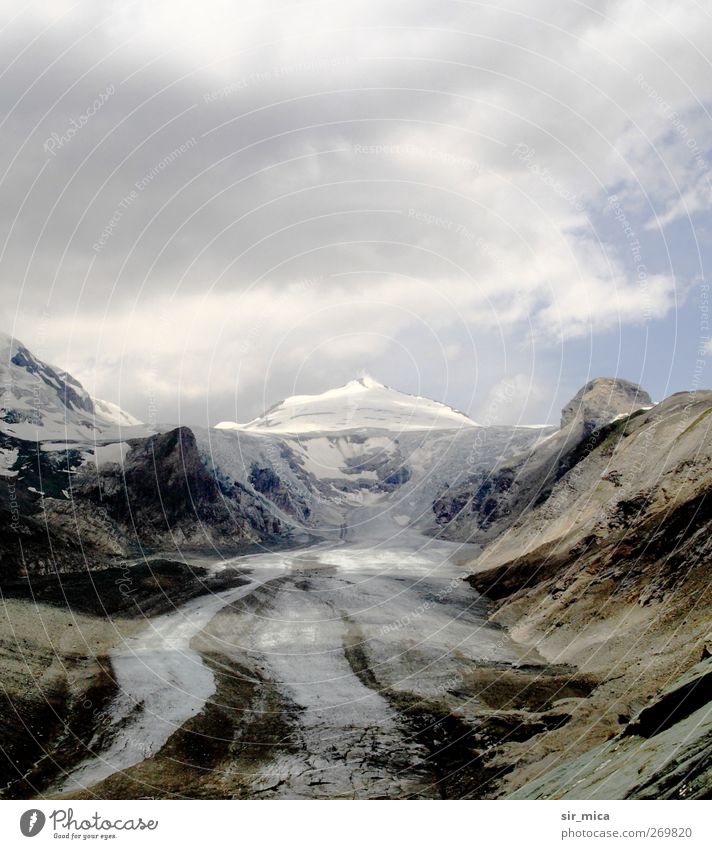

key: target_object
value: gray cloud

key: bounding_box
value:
[1,0,711,425]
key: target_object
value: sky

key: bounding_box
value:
[1,0,711,427]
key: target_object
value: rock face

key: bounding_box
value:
[432,378,652,543]
[0,332,297,578]
[559,376,652,431]
[623,658,712,740]
[461,389,712,799]
[70,427,286,551]
[0,331,141,443]
[0,426,290,579]
[510,658,712,800]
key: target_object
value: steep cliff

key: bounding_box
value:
[461,389,712,798]
[433,377,652,542]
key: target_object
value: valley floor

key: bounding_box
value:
[1,536,709,800]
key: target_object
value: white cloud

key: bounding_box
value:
[2,0,710,422]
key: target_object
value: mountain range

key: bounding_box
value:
[215,375,480,433]
[1,330,710,799]
[1,337,554,569]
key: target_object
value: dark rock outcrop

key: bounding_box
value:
[249,463,311,521]
[510,658,712,800]
[0,427,291,578]
[10,344,95,415]
[72,426,286,551]
[432,378,652,543]
[623,658,712,739]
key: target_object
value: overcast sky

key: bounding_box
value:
[2,0,711,427]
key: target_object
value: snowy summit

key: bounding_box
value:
[215,377,478,434]
[0,330,143,441]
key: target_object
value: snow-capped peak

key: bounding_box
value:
[91,397,143,427]
[1,330,143,441]
[215,378,478,434]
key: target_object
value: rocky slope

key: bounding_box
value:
[65,427,287,550]
[0,426,292,579]
[0,334,294,578]
[453,388,712,799]
[508,657,712,800]
[433,377,652,542]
